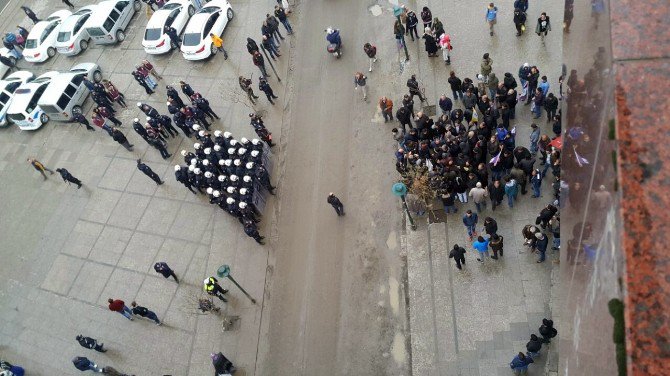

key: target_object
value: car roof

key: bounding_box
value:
[146,7,178,28]
[7,74,57,112]
[61,6,95,29]
[184,12,218,33]
[41,73,81,102]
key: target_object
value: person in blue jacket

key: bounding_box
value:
[472,236,490,262]
[510,352,534,375]
[462,210,479,240]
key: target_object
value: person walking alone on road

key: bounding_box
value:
[462,209,478,240]
[130,301,161,325]
[209,33,229,59]
[353,72,368,102]
[154,262,179,283]
[20,6,40,24]
[513,7,527,36]
[489,234,504,259]
[56,168,83,189]
[204,276,229,302]
[485,3,498,36]
[405,10,419,41]
[239,76,259,104]
[363,42,377,72]
[211,352,236,376]
[407,74,426,102]
[448,244,466,270]
[536,12,551,42]
[107,298,133,321]
[136,159,164,185]
[111,128,134,151]
[379,96,393,122]
[27,158,54,180]
[327,192,345,216]
[258,77,278,105]
[76,335,107,353]
[72,356,103,373]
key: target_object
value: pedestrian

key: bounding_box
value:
[564,0,574,33]
[148,135,171,159]
[0,360,24,376]
[56,168,83,189]
[62,0,75,10]
[536,204,558,229]
[407,74,425,102]
[102,79,126,108]
[448,244,466,270]
[3,37,21,60]
[111,128,134,151]
[101,366,131,376]
[141,59,162,80]
[469,182,488,212]
[462,209,478,240]
[472,236,490,262]
[405,10,419,41]
[538,318,558,343]
[504,177,519,207]
[258,77,278,105]
[432,17,444,37]
[550,216,560,250]
[393,19,405,50]
[488,180,505,211]
[485,3,498,36]
[203,276,228,302]
[20,6,40,24]
[536,12,551,42]
[153,262,179,283]
[72,357,103,373]
[130,301,161,325]
[483,216,498,237]
[526,334,542,359]
[107,298,133,320]
[252,50,269,78]
[95,107,122,126]
[420,6,432,29]
[238,75,259,104]
[448,71,463,101]
[135,64,156,89]
[535,231,548,263]
[274,5,293,34]
[379,96,393,122]
[244,223,265,244]
[76,335,107,353]
[489,235,504,260]
[395,106,412,132]
[266,13,284,42]
[211,352,236,376]
[164,25,181,48]
[132,70,153,95]
[136,159,164,185]
[509,352,533,375]
[327,192,345,216]
[544,93,558,121]
[422,27,438,57]
[27,158,54,180]
[480,53,493,82]
[529,124,540,155]
[209,33,229,59]
[353,72,368,101]
[246,37,260,55]
[0,55,16,73]
[363,42,377,72]
[438,33,452,65]
[513,7,527,36]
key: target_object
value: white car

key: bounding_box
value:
[143,0,196,54]
[6,71,60,130]
[180,0,234,61]
[0,48,19,79]
[0,71,34,127]
[24,10,72,63]
[55,5,97,56]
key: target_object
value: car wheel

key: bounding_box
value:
[72,105,82,116]
[80,39,89,51]
[47,47,56,57]
[227,8,234,20]
[116,30,126,42]
[133,0,141,11]
[187,5,195,16]
[93,70,102,83]
[40,113,49,124]
[210,43,217,56]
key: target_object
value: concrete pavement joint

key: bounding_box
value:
[426,223,442,374]
[444,222,460,356]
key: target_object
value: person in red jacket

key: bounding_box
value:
[107,298,133,321]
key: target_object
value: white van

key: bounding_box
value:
[38,63,102,121]
[84,0,141,44]
[6,71,60,130]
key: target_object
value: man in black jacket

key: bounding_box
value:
[76,335,106,353]
[56,168,82,189]
[448,244,466,270]
[327,193,345,216]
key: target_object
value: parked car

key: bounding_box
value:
[0,48,19,78]
[24,10,72,63]
[55,5,97,56]
[0,71,34,127]
[38,62,102,122]
[180,0,234,61]
[84,0,141,45]
[6,71,60,130]
[143,0,196,54]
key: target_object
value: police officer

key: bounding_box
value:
[138,103,160,119]
[166,85,184,108]
[137,159,164,185]
[73,113,95,131]
[255,165,276,195]
[148,136,171,159]
[193,96,219,120]
[159,114,179,138]
[164,25,181,48]
[175,165,196,194]
[56,168,83,189]
[203,276,228,302]
[407,74,426,102]
[191,106,210,130]
[239,201,260,223]
[76,335,107,353]
[244,223,265,244]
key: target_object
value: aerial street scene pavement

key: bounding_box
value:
[0,0,663,375]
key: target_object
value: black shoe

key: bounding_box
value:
[77,184,82,189]
[158,181,164,185]
[491,256,498,259]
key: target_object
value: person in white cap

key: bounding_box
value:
[469,181,488,212]
[327,192,345,216]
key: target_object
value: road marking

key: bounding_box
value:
[444,222,459,355]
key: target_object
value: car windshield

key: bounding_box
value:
[162,3,180,10]
[25,39,38,49]
[87,27,106,37]
[182,33,201,46]
[199,6,219,13]
[144,28,162,41]
[57,31,71,42]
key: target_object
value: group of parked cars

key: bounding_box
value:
[0,0,234,130]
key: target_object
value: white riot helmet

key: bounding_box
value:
[181,150,188,156]
[202,160,210,166]
[205,171,212,178]
[218,159,225,166]
[239,202,248,209]
[133,117,140,123]
[218,175,226,182]
[223,131,232,139]
[230,140,238,146]
[188,165,195,172]
[199,130,206,138]
[229,175,239,182]
[251,150,260,157]
[246,162,255,169]
[166,101,171,106]
[240,137,249,145]
[194,168,201,174]
[206,187,213,194]
[213,190,221,197]
[251,138,261,145]
[243,176,252,183]
[226,197,235,205]
[174,165,181,171]
[224,159,232,167]
[136,102,142,107]
[238,148,247,155]
[214,130,222,137]
[146,117,151,121]
[194,142,201,149]
[193,124,202,131]
[239,188,248,195]
[233,159,241,166]
[213,145,221,151]
[204,147,211,155]
[226,186,236,194]
[227,148,236,155]
[190,158,198,165]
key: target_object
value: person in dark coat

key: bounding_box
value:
[20,6,40,24]
[136,159,164,185]
[246,37,259,55]
[535,232,549,263]
[56,168,82,188]
[448,244,466,270]
[211,352,236,376]
[72,113,95,131]
[259,77,278,105]
[526,334,542,359]
[76,335,106,353]
[488,179,505,211]
[489,234,504,259]
[536,204,558,229]
[148,136,171,159]
[395,106,412,132]
[538,318,558,343]
[154,262,179,283]
[244,223,265,244]
[327,192,344,216]
[164,26,181,48]
[72,356,103,372]
[111,128,133,151]
[179,81,194,97]
[132,70,153,94]
[422,29,438,57]
[483,217,498,236]
[252,51,269,78]
[166,85,184,108]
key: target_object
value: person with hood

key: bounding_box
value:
[252,51,269,78]
[211,352,236,375]
[489,234,504,259]
[405,10,419,41]
[536,12,551,42]
[472,236,490,262]
[432,17,444,37]
[488,180,505,211]
[72,356,103,373]
[420,6,432,29]
[485,3,498,36]
[544,93,559,121]
[487,72,499,101]
[394,19,406,49]
[526,334,542,359]
[483,216,498,236]
[513,7,527,36]
[509,352,534,374]
[480,53,493,81]
[504,177,519,207]
[539,318,558,343]
[438,33,452,64]
[246,37,259,55]
[535,231,548,262]
[422,27,438,57]
[518,62,531,87]
[448,244,467,270]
